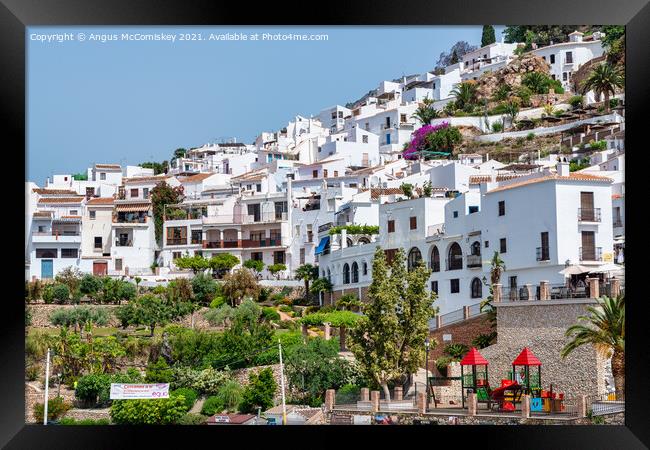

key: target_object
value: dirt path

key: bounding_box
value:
[190,397,205,414]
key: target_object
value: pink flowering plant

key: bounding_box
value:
[402,122,462,160]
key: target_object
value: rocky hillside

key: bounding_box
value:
[475,53,551,100]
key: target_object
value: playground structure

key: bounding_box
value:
[431,346,568,414]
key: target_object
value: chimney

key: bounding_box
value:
[557,160,570,177]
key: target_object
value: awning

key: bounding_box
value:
[315,236,330,255]
[559,265,591,276]
[115,203,150,212]
[588,263,624,274]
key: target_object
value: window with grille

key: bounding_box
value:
[61,248,78,258]
[36,249,57,258]
[500,238,507,253]
[498,201,505,216]
[388,220,395,233]
[410,217,417,230]
[94,237,102,249]
[450,279,460,293]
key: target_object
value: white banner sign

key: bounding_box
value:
[110,383,170,400]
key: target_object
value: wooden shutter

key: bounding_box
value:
[581,231,595,259]
[580,192,594,220]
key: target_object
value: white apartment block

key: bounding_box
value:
[460,42,519,81]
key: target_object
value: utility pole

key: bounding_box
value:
[278,339,287,425]
[43,348,50,425]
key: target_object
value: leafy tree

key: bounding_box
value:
[480,251,506,330]
[310,277,333,306]
[167,278,194,303]
[411,97,440,125]
[239,368,277,413]
[115,294,174,336]
[400,182,414,199]
[349,247,436,399]
[444,343,469,359]
[503,100,520,129]
[295,264,319,300]
[435,41,477,70]
[110,396,187,425]
[562,295,625,397]
[173,148,187,159]
[522,71,551,94]
[449,49,459,65]
[146,356,174,383]
[49,306,110,335]
[266,263,286,280]
[139,161,164,175]
[335,294,362,312]
[191,273,219,305]
[55,267,83,298]
[503,25,591,47]
[51,284,71,304]
[222,269,260,306]
[79,274,102,299]
[243,259,265,278]
[209,253,240,277]
[151,182,185,243]
[117,282,137,302]
[174,254,210,274]
[171,388,198,411]
[581,63,624,112]
[481,25,496,47]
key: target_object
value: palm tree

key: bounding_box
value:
[503,101,520,129]
[451,82,477,112]
[480,252,506,328]
[522,71,550,94]
[295,264,318,300]
[310,277,333,306]
[561,295,625,397]
[489,251,506,285]
[411,97,440,125]
[581,63,624,113]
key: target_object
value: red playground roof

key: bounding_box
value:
[512,347,542,366]
[460,347,489,366]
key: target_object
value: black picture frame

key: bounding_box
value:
[2,0,648,448]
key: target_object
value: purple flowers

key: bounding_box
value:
[402,122,451,160]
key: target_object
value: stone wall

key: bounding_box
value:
[480,300,607,399]
[427,314,494,363]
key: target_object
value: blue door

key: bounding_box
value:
[386,133,391,145]
[41,259,53,279]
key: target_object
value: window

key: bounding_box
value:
[386,133,391,145]
[498,201,505,216]
[471,278,483,298]
[115,258,122,271]
[407,247,422,271]
[485,241,489,248]
[143,188,149,198]
[500,238,507,253]
[343,263,351,284]
[468,206,479,214]
[565,51,573,64]
[38,225,45,233]
[318,147,322,153]
[550,54,555,64]
[385,117,391,128]
[251,252,263,261]
[362,135,368,144]
[362,262,368,276]
[447,242,463,270]
[453,211,458,218]
[90,210,96,220]
[129,188,138,198]
[300,248,305,265]
[191,230,202,245]
[334,171,338,177]
[351,262,359,283]
[313,170,318,179]
[86,187,95,197]
[338,111,343,118]
[94,237,102,249]
[61,249,78,258]
[431,281,438,294]
[256,184,262,192]
[273,251,285,264]
[430,246,440,272]
[563,72,568,81]
[323,169,328,178]
[173,251,182,260]
[387,220,395,233]
[100,172,106,180]
[384,249,397,265]
[365,122,370,131]
[509,276,517,289]
[410,217,417,230]
[400,114,407,123]
[166,227,187,245]
[70,210,78,216]
[450,279,460,294]
[36,249,57,258]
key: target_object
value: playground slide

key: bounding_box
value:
[489,380,520,402]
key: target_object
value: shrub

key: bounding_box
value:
[117,282,137,302]
[239,368,277,413]
[201,395,224,416]
[472,332,497,349]
[209,296,226,309]
[110,396,187,425]
[51,284,71,304]
[589,140,607,151]
[262,307,281,322]
[526,132,535,141]
[79,274,102,298]
[172,388,198,411]
[34,396,72,423]
[609,98,620,109]
[491,121,503,133]
[215,380,243,412]
[435,356,456,376]
[267,264,287,280]
[58,417,110,425]
[192,273,219,305]
[278,305,292,313]
[176,413,208,425]
[258,287,272,303]
[170,366,230,396]
[75,373,111,406]
[146,357,173,383]
[336,384,361,404]
[42,284,55,304]
[568,95,584,109]
[444,343,469,359]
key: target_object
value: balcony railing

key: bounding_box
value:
[166,238,187,246]
[242,238,282,248]
[466,254,482,268]
[32,230,80,236]
[446,256,463,271]
[115,240,133,247]
[536,247,550,261]
[579,246,603,261]
[578,208,601,222]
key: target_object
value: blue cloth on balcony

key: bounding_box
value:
[315,236,330,255]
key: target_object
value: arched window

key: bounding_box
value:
[468,241,482,268]
[448,242,463,270]
[358,237,370,245]
[471,278,483,298]
[470,241,481,256]
[362,262,368,276]
[407,247,423,271]
[351,262,359,283]
[343,263,350,284]
[346,238,353,247]
[430,246,440,272]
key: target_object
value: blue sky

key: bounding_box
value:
[27,26,505,184]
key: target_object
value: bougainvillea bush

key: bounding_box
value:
[402,122,461,160]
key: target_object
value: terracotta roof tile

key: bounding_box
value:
[87,197,115,205]
[178,173,217,183]
[123,175,171,184]
[95,164,122,169]
[33,211,53,218]
[32,188,78,195]
[37,197,85,204]
[487,173,612,194]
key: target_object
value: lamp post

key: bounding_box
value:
[425,338,430,410]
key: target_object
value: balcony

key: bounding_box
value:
[115,239,133,247]
[466,254,482,268]
[536,247,550,261]
[579,246,603,262]
[578,208,601,222]
[32,230,81,243]
[242,238,282,248]
[446,256,463,271]
[166,238,187,246]
[242,212,288,224]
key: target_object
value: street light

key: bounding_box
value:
[424,338,430,411]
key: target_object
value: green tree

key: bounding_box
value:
[174,254,210,274]
[561,295,625,397]
[222,269,260,306]
[215,380,244,412]
[208,253,240,277]
[411,97,440,125]
[480,251,506,329]
[146,356,173,383]
[191,273,219,305]
[295,264,319,301]
[581,63,624,113]
[243,259,265,279]
[151,182,185,243]
[503,100,520,129]
[451,81,478,112]
[310,277,333,306]
[349,247,436,399]
[115,294,174,336]
[51,284,71,304]
[424,125,463,156]
[449,49,459,65]
[139,162,164,175]
[173,148,187,159]
[481,25,496,47]
[239,367,277,413]
[55,267,83,299]
[267,263,287,280]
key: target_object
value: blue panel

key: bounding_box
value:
[41,259,53,279]
[315,236,330,255]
